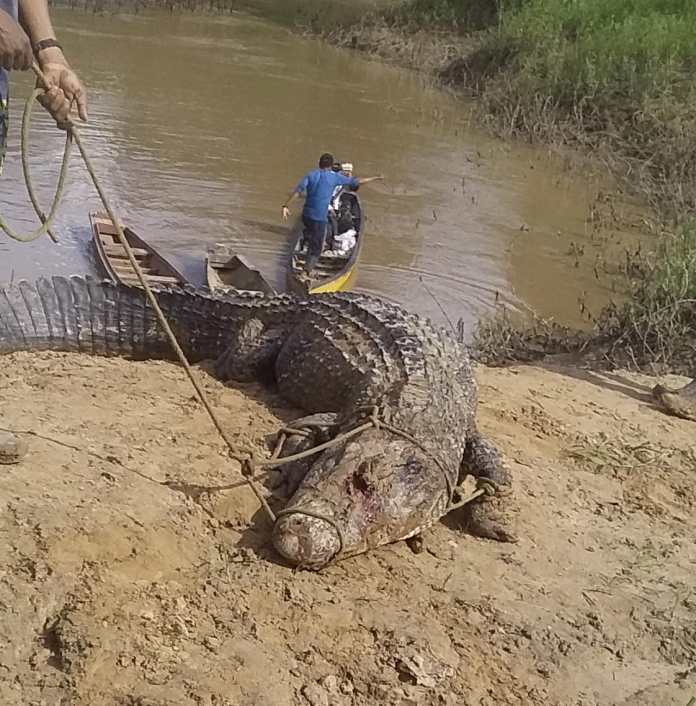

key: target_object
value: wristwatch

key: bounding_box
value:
[33,38,64,56]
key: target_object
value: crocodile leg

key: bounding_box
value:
[457,428,517,543]
[652,378,696,421]
[271,413,339,498]
[214,318,285,382]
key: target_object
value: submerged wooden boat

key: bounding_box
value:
[287,190,364,295]
[206,244,275,295]
[90,212,188,288]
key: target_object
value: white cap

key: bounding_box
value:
[341,162,353,172]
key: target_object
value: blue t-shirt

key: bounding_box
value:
[295,169,359,223]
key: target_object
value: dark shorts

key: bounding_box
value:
[302,215,327,258]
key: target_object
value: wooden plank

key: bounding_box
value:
[102,244,149,258]
[113,266,155,276]
[120,274,179,284]
[94,221,124,235]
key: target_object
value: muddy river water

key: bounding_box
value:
[0,9,632,331]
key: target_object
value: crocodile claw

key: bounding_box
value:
[462,498,518,544]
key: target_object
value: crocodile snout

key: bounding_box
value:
[272,511,342,570]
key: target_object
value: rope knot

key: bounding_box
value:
[475,478,512,498]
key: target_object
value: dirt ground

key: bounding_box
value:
[0,351,694,706]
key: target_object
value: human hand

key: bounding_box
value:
[0,10,32,71]
[282,206,290,222]
[36,55,88,129]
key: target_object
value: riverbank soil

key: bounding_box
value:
[1,352,694,705]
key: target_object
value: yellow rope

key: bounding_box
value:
[0,85,70,242]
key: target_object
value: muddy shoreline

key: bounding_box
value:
[1,351,695,704]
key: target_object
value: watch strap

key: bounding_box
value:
[33,38,63,56]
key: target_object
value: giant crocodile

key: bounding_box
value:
[0,275,515,568]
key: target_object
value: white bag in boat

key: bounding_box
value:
[333,228,356,253]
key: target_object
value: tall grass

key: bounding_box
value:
[442,0,696,217]
[596,219,696,371]
[488,0,695,113]
[472,219,696,372]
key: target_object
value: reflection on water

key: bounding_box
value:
[0,9,634,331]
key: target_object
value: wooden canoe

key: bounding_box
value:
[287,190,364,295]
[206,244,275,295]
[90,212,188,288]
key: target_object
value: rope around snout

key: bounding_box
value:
[263,406,496,564]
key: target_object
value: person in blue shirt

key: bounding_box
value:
[282,152,382,274]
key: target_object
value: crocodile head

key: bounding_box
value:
[271,428,451,569]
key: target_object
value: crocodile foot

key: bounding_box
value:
[464,491,518,544]
[652,379,696,421]
[457,428,518,543]
[270,413,338,498]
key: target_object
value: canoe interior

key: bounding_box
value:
[90,212,188,288]
[288,190,364,294]
[206,246,275,295]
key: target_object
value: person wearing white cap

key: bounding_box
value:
[327,161,358,247]
[282,154,382,274]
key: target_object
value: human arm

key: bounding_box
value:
[355,175,384,186]
[19,0,87,126]
[281,191,300,222]
[282,174,309,221]
[336,174,383,189]
[0,9,32,70]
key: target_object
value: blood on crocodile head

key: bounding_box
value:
[271,428,450,569]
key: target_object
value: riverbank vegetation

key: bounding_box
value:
[472,220,696,374]
[54,0,696,372]
[324,0,696,372]
[320,0,696,220]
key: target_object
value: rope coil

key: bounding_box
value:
[0,86,71,242]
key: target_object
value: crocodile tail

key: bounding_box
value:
[0,275,232,362]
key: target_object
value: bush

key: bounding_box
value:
[596,220,696,371]
[442,0,696,217]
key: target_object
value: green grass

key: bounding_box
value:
[418,0,696,218]
[596,219,696,370]
[494,0,696,105]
